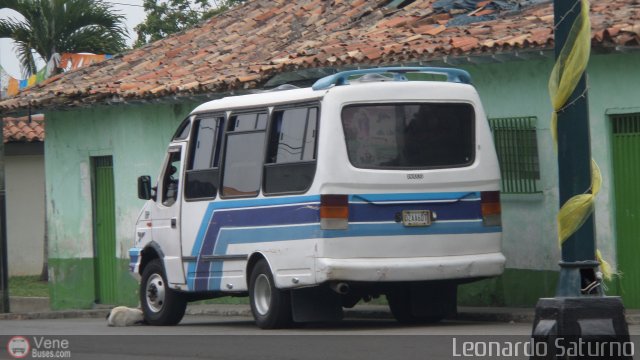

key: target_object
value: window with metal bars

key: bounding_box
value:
[489,116,541,194]
[612,114,640,134]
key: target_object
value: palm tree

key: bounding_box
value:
[0,0,128,77]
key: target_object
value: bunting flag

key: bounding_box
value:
[0,52,112,99]
[1,66,47,97]
[59,53,112,72]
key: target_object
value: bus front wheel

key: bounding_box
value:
[140,259,186,325]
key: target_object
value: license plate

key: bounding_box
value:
[402,210,432,227]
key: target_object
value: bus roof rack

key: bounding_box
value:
[311,67,472,90]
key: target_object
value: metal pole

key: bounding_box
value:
[553,0,598,297]
[531,3,630,357]
[0,125,9,313]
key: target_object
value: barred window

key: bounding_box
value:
[489,117,540,194]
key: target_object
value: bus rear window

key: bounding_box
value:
[341,103,475,169]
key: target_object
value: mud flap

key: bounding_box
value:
[410,282,457,318]
[291,286,343,322]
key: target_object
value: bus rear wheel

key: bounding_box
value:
[249,259,292,329]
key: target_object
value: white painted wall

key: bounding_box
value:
[6,154,45,276]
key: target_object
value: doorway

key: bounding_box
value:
[92,156,117,304]
[610,113,640,308]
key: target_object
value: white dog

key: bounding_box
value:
[106,306,145,327]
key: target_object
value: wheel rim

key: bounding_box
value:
[145,273,166,313]
[254,274,272,316]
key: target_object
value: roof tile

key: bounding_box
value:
[451,36,479,51]
[466,26,492,36]
[3,115,45,143]
[424,24,447,36]
[2,0,639,112]
[474,9,495,16]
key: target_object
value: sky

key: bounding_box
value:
[0,0,146,79]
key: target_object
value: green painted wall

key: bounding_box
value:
[43,52,640,309]
[45,102,195,309]
[458,269,559,307]
[455,53,640,307]
[465,58,560,273]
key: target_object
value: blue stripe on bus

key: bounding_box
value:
[187,192,489,291]
[188,195,321,290]
[349,202,479,222]
[196,221,500,291]
[214,221,493,250]
[350,192,478,202]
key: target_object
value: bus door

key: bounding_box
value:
[150,144,186,285]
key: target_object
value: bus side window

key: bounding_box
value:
[263,106,318,194]
[162,150,182,207]
[184,115,224,200]
[221,111,268,198]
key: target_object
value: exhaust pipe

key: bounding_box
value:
[330,282,350,295]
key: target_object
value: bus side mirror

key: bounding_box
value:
[138,176,153,200]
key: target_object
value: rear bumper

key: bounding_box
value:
[315,252,505,283]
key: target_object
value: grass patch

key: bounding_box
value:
[366,296,388,305]
[192,296,249,305]
[9,276,49,297]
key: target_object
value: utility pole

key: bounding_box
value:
[0,40,8,312]
[555,0,597,299]
[530,0,630,358]
[0,122,9,313]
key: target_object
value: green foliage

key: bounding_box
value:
[0,0,128,77]
[9,276,49,297]
[134,0,244,47]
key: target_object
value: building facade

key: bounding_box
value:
[3,116,45,277]
[1,0,639,309]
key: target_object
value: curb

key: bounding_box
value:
[186,304,252,317]
[9,297,50,313]
[1,304,638,325]
[456,308,535,324]
[0,309,109,321]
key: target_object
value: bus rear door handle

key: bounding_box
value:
[171,218,177,228]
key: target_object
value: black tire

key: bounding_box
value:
[140,259,187,326]
[387,287,445,325]
[249,259,292,329]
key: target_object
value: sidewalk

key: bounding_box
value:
[2,299,639,324]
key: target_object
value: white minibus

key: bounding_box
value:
[130,67,505,328]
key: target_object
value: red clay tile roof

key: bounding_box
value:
[3,114,45,143]
[0,0,638,113]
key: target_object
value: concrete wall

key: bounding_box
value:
[45,102,195,309]
[5,150,45,276]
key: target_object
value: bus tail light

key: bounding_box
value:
[320,195,349,230]
[481,191,501,227]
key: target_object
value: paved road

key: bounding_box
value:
[0,314,540,335]
[1,315,638,359]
